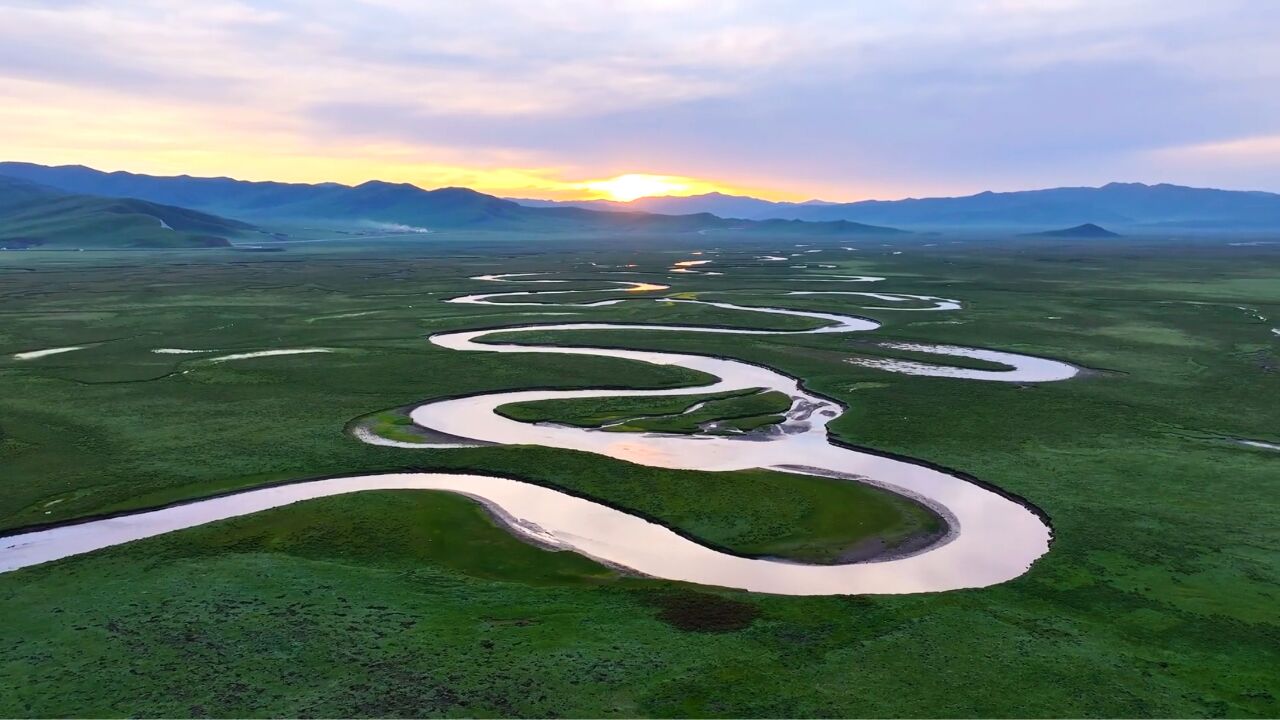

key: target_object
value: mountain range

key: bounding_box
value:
[513,183,1280,230]
[0,162,903,238]
[2,161,1276,249]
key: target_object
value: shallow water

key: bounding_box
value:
[469,273,566,283]
[789,291,962,311]
[12,346,86,360]
[848,342,1079,382]
[206,348,333,363]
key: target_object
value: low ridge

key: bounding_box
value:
[1022,223,1122,238]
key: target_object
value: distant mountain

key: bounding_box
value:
[0,176,251,249]
[1023,223,1121,238]
[515,192,793,221]
[512,183,1280,231]
[0,162,904,236]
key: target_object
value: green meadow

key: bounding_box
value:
[0,236,1277,717]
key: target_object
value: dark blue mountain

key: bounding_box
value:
[513,183,1280,230]
[1023,223,1122,238]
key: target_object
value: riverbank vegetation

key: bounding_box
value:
[495,387,793,434]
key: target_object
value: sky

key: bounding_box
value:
[1,0,1278,202]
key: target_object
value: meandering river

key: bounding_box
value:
[1,269,1080,595]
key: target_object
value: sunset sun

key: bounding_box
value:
[583,174,694,201]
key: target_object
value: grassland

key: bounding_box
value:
[0,235,1277,717]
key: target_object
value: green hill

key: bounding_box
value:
[0,176,253,249]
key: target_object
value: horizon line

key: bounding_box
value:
[2,158,1275,206]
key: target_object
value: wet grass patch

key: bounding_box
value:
[645,590,762,633]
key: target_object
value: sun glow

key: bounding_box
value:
[582,174,706,202]
[0,85,802,202]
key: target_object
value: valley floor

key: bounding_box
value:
[0,235,1277,717]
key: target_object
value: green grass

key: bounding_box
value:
[495,388,756,427]
[0,236,1277,717]
[610,390,792,434]
[495,387,793,434]
[350,408,441,444]
[712,412,788,432]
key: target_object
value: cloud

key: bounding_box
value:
[1158,135,1280,163]
[1143,135,1280,190]
[0,0,1276,198]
